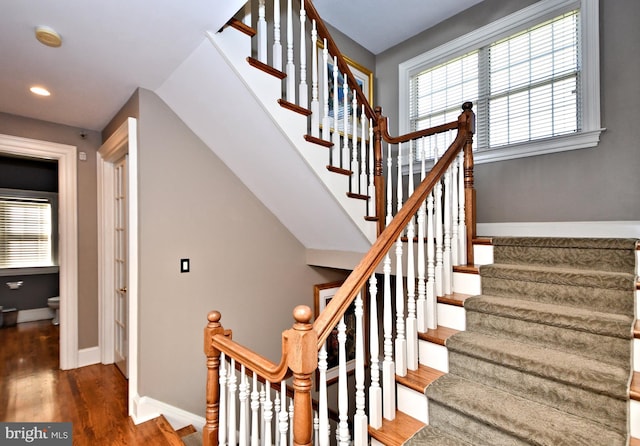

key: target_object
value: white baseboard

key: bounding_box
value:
[17,307,53,323]
[131,394,205,432]
[477,221,640,238]
[78,347,101,368]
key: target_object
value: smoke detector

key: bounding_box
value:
[35,26,62,47]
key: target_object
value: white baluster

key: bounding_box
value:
[229,359,237,446]
[351,90,358,193]
[451,154,460,266]
[360,107,367,198]
[383,140,396,419]
[219,353,228,446]
[331,57,340,156]
[354,292,367,445]
[288,399,294,446]
[426,188,437,329]
[417,140,427,333]
[274,390,281,446]
[368,119,375,216]
[239,365,248,446]
[273,0,282,71]
[341,74,349,170]
[313,411,319,446]
[310,20,319,137]
[286,0,295,103]
[318,345,329,446]
[434,168,444,299]
[395,143,406,377]
[298,2,308,108]
[443,166,453,296]
[278,383,288,446]
[257,0,267,63]
[337,317,350,446]
[251,373,260,446]
[368,274,382,429]
[321,40,331,142]
[406,142,418,371]
[263,382,273,446]
[458,153,467,265]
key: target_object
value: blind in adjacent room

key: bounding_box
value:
[0,198,53,268]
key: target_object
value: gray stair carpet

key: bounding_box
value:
[405,237,637,446]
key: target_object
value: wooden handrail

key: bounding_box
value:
[314,102,475,348]
[303,0,375,121]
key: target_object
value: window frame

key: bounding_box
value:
[398,0,601,165]
[0,188,59,276]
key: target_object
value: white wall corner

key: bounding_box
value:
[78,347,101,368]
[131,395,205,432]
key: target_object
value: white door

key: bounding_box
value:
[114,155,128,377]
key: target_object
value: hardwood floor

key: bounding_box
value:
[0,320,185,445]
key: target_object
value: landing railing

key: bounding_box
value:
[204,103,475,446]
[204,1,476,444]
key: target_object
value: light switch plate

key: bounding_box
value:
[180,258,190,273]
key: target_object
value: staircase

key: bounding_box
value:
[390,237,639,446]
[153,1,640,445]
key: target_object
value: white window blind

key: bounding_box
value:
[410,9,579,159]
[0,198,53,268]
[400,0,601,164]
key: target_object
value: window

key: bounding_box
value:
[0,194,55,269]
[399,0,601,164]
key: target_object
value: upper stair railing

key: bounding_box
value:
[203,2,477,445]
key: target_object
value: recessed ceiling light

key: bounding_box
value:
[35,26,62,48]
[30,86,51,96]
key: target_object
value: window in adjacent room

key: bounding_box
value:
[0,195,55,269]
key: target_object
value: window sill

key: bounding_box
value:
[0,266,60,277]
[401,128,605,175]
[474,128,605,164]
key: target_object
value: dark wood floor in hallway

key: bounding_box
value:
[0,320,184,445]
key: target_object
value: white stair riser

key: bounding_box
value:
[635,338,639,372]
[418,341,448,373]
[632,400,640,438]
[437,302,465,331]
[452,271,481,295]
[473,244,493,265]
[397,386,429,424]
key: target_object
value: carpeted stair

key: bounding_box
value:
[406,237,637,446]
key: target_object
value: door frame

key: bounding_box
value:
[0,133,79,370]
[97,117,139,415]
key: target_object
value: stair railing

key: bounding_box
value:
[204,103,475,446]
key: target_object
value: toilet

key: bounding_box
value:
[47,296,60,325]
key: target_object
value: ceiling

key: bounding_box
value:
[0,0,483,132]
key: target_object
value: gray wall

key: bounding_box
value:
[375,0,640,223]
[109,89,347,415]
[0,113,100,348]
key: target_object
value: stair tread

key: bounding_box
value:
[246,56,286,79]
[465,294,634,338]
[145,415,185,446]
[396,364,444,393]
[632,371,640,401]
[632,437,640,446]
[303,134,333,147]
[480,263,636,290]
[437,292,472,307]
[452,264,479,274]
[418,325,459,346]
[426,374,627,445]
[635,320,640,338]
[368,410,425,446]
[405,425,473,446]
[175,424,197,437]
[446,331,630,399]
[224,18,256,37]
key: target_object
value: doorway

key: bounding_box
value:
[0,133,79,370]
[97,117,139,415]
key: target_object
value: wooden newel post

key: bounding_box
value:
[374,106,385,236]
[203,311,226,446]
[285,305,318,446]
[460,102,476,266]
